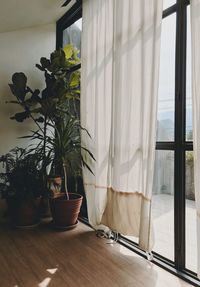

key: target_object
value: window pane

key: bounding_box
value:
[157,14,176,141]
[63,18,82,53]
[163,0,176,10]
[152,150,174,261]
[185,151,197,272]
[186,6,193,141]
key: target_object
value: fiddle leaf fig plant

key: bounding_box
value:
[7,45,81,192]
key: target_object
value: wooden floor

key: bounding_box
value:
[0,220,193,287]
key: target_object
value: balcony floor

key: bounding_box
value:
[152,194,197,273]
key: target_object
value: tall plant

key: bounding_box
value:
[7,45,81,191]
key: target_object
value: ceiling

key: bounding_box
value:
[0,0,74,33]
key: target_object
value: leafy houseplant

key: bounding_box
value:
[7,45,94,228]
[7,45,81,198]
[0,148,43,226]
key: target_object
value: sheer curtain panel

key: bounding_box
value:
[81,0,163,251]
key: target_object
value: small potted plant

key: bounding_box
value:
[0,147,43,227]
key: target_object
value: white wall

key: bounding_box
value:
[0,23,56,155]
[0,23,56,217]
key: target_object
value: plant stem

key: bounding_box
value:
[63,162,69,200]
[43,115,47,168]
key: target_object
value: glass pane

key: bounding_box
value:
[62,18,82,53]
[152,150,174,261]
[157,14,176,141]
[163,0,176,10]
[186,7,193,141]
[185,151,197,272]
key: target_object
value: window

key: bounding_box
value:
[63,18,82,52]
[153,0,197,277]
[56,2,87,218]
[56,1,82,50]
[120,0,198,283]
[156,14,176,142]
[163,0,176,10]
[57,0,199,283]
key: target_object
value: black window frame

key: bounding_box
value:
[156,0,193,273]
[56,0,82,50]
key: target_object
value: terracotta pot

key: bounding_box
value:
[50,193,83,228]
[7,197,41,227]
[39,197,51,218]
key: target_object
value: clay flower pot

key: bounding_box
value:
[50,193,83,228]
[7,197,41,227]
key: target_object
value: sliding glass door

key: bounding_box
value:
[152,0,197,275]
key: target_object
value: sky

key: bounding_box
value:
[158,4,192,134]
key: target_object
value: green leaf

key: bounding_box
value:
[40,57,51,70]
[10,111,30,122]
[35,117,44,123]
[5,100,20,105]
[36,64,45,71]
[12,73,27,90]
[63,44,73,60]
[81,147,96,161]
[69,72,80,88]
[50,49,66,70]
[8,83,27,102]
[31,89,40,101]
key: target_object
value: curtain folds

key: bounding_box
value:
[190,0,200,278]
[81,0,163,251]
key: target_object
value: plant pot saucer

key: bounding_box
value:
[52,220,78,230]
[40,216,53,223]
[14,221,40,229]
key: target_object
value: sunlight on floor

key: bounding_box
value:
[38,277,51,287]
[119,245,136,257]
[155,269,190,287]
[46,268,58,275]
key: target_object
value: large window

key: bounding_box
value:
[152,0,197,277]
[57,0,198,283]
[121,0,197,283]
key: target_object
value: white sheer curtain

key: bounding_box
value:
[81,0,163,251]
[191,0,200,277]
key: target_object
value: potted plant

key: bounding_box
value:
[42,114,94,228]
[0,147,43,227]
